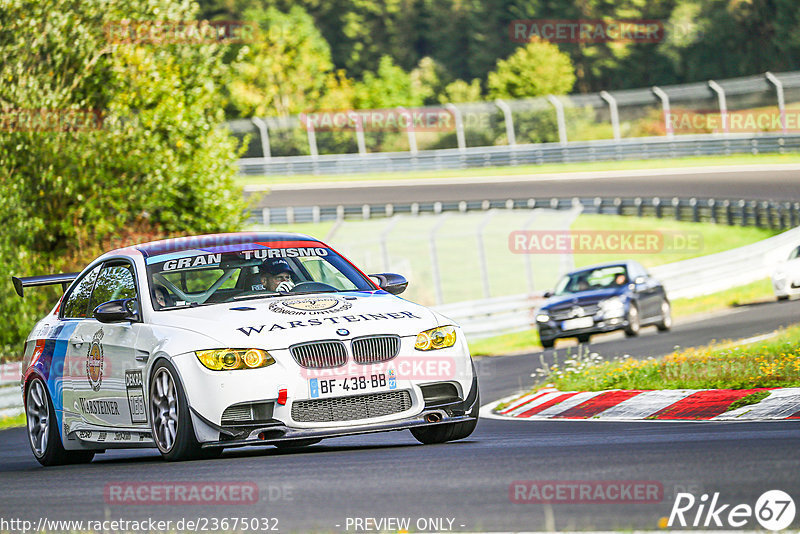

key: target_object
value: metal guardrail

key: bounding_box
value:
[239,133,800,176]
[251,196,800,230]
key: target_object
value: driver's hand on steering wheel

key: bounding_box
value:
[275,280,295,293]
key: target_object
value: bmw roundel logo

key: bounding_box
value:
[336,328,350,336]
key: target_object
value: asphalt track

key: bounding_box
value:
[1,298,799,531]
[252,165,800,207]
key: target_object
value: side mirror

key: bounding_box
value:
[93,298,139,323]
[369,273,408,295]
[543,290,553,298]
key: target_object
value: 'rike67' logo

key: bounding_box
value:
[86,329,104,391]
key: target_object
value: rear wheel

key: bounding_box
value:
[26,377,94,466]
[149,361,207,461]
[656,300,672,332]
[624,303,640,337]
[410,391,479,445]
[777,295,789,301]
[540,338,555,349]
[576,334,591,344]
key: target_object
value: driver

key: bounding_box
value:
[258,258,296,292]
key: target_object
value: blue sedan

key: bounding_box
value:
[536,261,671,349]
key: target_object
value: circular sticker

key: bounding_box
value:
[85,329,105,391]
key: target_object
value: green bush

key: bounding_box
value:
[0,0,247,357]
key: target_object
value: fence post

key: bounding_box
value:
[349,111,367,156]
[429,214,451,305]
[652,86,673,138]
[312,205,320,224]
[380,216,400,272]
[738,200,747,226]
[445,103,466,151]
[251,117,271,160]
[261,207,270,225]
[300,114,319,158]
[522,210,540,293]
[600,91,621,142]
[546,95,568,145]
[708,198,716,224]
[635,197,643,217]
[672,197,680,221]
[765,72,787,134]
[708,80,729,134]
[653,197,662,218]
[476,210,497,299]
[495,99,516,146]
[397,107,418,154]
[724,199,732,225]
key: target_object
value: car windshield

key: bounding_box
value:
[553,265,628,296]
[144,242,374,310]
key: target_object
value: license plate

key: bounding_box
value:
[561,317,594,331]
[309,373,395,399]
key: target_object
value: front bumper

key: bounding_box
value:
[193,372,479,449]
[538,316,627,341]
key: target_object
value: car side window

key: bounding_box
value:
[61,264,102,319]
[790,246,800,261]
[89,262,138,314]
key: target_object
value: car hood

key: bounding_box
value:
[149,291,439,348]
[541,287,624,310]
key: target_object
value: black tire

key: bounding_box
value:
[149,360,205,461]
[540,338,555,349]
[624,303,640,337]
[576,334,591,344]
[25,377,94,466]
[410,391,479,445]
[777,295,789,301]
[656,299,672,332]
[274,438,322,450]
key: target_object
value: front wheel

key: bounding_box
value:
[576,334,591,344]
[410,392,479,445]
[540,337,555,349]
[26,377,94,466]
[656,300,672,332]
[624,303,640,337]
[777,295,789,301]
[149,361,206,461]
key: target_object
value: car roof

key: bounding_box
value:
[565,260,638,276]
[103,232,324,259]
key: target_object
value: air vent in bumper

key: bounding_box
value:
[291,390,412,423]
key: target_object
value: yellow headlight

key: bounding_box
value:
[195,349,275,371]
[415,326,457,351]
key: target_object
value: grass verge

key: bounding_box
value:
[467,278,776,356]
[540,324,800,391]
[237,153,800,187]
[0,413,25,430]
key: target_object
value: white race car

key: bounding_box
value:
[773,244,800,300]
[13,232,479,465]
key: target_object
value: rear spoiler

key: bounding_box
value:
[11,272,80,298]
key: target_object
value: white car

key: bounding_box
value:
[13,232,478,465]
[773,245,800,300]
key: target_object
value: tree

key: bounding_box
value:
[487,36,576,99]
[353,56,423,109]
[229,6,334,117]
